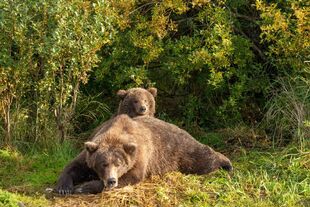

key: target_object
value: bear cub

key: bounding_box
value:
[117,87,157,117]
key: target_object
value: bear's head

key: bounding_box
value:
[84,141,137,190]
[117,87,157,117]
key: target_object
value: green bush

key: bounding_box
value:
[0,0,115,146]
[0,0,309,149]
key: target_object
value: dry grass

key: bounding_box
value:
[51,172,221,207]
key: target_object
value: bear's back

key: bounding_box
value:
[133,116,202,150]
[132,116,206,175]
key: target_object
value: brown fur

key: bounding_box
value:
[54,115,232,194]
[86,87,156,146]
[117,87,157,117]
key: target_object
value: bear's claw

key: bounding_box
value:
[54,188,73,195]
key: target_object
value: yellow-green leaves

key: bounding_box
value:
[257,0,309,71]
[0,0,116,144]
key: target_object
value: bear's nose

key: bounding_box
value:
[220,158,233,172]
[107,178,116,187]
[140,106,146,112]
[221,164,233,172]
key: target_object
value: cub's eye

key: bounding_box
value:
[134,100,138,104]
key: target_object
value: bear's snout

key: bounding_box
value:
[212,151,233,173]
[221,162,233,172]
[218,155,233,172]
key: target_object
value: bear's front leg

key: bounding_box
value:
[74,180,104,194]
[54,151,98,195]
[55,172,74,195]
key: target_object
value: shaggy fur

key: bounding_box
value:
[54,115,232,194]
[117,87,157,117]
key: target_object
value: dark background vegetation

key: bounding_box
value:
[0,0,309,150]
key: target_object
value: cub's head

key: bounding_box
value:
[85,141,137,190]
[117,87,157,117]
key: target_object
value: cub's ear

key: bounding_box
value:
[147,87,157,97]
[85,141,99,153]
[117,90,127,99]
[123,143,137,155]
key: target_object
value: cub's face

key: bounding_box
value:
[85,141,136,190]
[128,93,152,116]
[117,88,157,116]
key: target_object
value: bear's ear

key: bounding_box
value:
[123,143,137,155]
[117,90,127,99]
[147,87,157,97]
[85,141,99,153]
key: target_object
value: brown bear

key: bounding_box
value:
[82,87,157,145]
[54,115,233,194]
[117,87,157,117]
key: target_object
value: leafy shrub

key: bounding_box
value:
[0,0,309,149]
[0,0,115,146]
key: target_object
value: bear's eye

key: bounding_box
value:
[114,159,122,167]
[101,163,108,167]
[134,100,139,104]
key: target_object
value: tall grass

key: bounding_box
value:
[0,91,112,150]
[264,75,310,151]
[73,92,112,136]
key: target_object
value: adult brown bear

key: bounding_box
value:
[54,115,232,194]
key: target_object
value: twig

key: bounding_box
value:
[129,2,156,15]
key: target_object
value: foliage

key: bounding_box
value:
[92,0,262,130]
[0,0,115,145]
[257,0,310,72]
[256,0,310,149]
[73,92,112,135]
[0,142,77,206]
[90,0,309,142]
[0,0,309,148]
